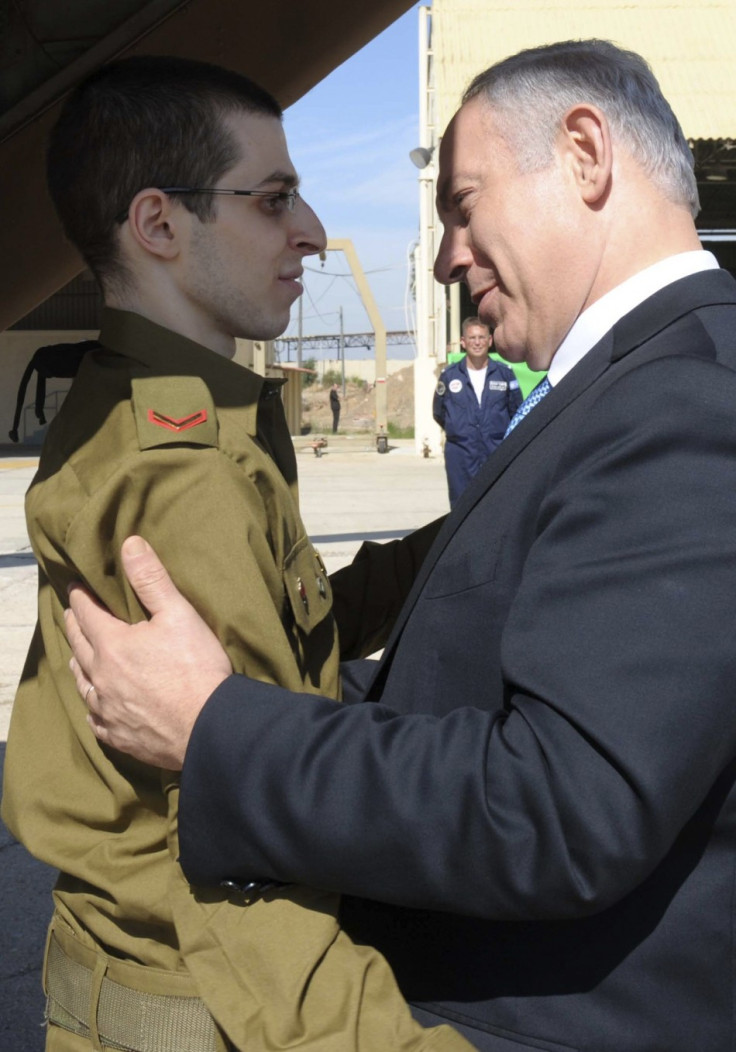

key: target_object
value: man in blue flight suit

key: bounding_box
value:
[433,316,521,505]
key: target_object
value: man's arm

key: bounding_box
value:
[68,535,230,769]
[66,447,321,690]
[70,514,447,759]
[61,439,329,767]
[432,373,447,428]
[329,516,446,659]
[70,357,736,920]
[173,357,736,916]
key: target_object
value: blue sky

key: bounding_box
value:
[281,3,423,347]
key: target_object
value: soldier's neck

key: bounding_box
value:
[104,290,236,360]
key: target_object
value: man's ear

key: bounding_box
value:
[560,104,612,206]
[125,189,182,261]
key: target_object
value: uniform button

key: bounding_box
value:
[220,879,287,904]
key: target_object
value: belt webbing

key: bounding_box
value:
[46,929,221,1052]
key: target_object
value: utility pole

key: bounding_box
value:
[339,306,346,397]
[297,291,303,369]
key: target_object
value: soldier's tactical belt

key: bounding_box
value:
[45,921,227,1052]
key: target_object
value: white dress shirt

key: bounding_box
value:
[546,251,720,388]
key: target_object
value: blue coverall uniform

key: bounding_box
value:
[433,356,522,506]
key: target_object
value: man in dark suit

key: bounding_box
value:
[65,40,736,1052]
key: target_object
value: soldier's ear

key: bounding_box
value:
[125,189,181,261]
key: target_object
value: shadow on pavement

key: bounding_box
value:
[0,445,41,460]
[0,553,36,569]
[0,742,54,1050]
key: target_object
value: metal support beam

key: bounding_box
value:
[413,5,445,458]
[325,238,388,447]
[275,330,414,356]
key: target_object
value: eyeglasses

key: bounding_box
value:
[115,185,300,223]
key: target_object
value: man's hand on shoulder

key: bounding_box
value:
[65,535,232,770]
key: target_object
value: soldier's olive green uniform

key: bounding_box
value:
[2,310,474,1052]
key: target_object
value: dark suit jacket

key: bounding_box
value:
[180,269,736,1051]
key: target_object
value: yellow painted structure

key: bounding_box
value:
[326,239,389,442]
[431,0,736,139]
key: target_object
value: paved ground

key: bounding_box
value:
[0,436,450,1047]
[0,456,38,741]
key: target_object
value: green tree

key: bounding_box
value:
[322,368,342,388]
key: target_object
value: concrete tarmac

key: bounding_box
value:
[0,436,450,1048]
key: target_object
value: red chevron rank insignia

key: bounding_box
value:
[147,409,209,432]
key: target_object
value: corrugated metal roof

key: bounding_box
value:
[432,0,736,140]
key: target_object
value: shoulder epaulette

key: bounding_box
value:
[131,375,218,450]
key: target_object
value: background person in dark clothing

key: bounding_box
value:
[433,316,521,504]
[330,383,341,433]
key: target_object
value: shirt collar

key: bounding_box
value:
[98,308,284,435]
[457,356,488,378]
[546,251,720,388]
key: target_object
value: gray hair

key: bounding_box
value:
[463,39,699,218]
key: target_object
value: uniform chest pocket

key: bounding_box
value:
[283,536,333,634]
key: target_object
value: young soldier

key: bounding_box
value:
[2,56,471,1052]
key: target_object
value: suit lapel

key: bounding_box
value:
[363,337,614,700]
[365,269,736,699]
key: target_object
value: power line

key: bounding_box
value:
[301,275,337,326]
[276,331,416,355]
[303,262,407,277]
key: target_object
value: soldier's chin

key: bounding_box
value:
[269,307,295,340]
[238,315,290,342]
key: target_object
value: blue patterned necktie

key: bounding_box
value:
[504,376,552,438]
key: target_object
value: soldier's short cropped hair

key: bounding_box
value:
[464,39,699,218]
[47,55,282,290]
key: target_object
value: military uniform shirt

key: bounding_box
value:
[2,308,471,1052]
